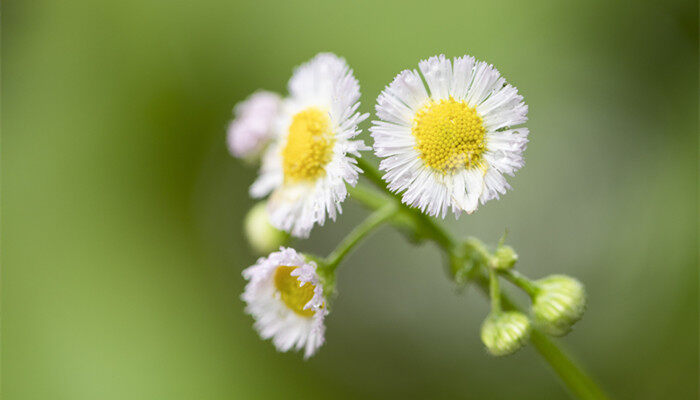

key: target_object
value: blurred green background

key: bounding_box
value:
[3,0,698,398]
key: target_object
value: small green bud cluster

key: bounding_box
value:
[479,239,586,357]
[244,202,289,254]
[491,245,518,270]
[481,311,531,356]
[531,275,586,336]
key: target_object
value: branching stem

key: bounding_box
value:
[323,202,397,273]
[352,157,610,400]
[500,269,539,297]
[489,268,502,313]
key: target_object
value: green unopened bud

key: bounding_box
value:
[532,275,586,336]
[492,246,518,270]
[244,202,288,254]
[480,311,531,356]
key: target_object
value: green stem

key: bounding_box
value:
[357,158,391,196]
[464,236,493,264]
[354,158,610,400]
[473,274,609,400]
[529,330,610,400]
[323,202,397,273]
[356,158,455,250]
[488,268,502,313]
[348,185,416,233]
[500,269,539,297]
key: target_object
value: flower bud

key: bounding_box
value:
[532,275,586,336]
[492,245,518,270]
[244,202,288,254]
[480,311,531,356]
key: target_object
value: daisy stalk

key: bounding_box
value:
[350,157,609,400]
[323,202,398,274]
[488,268,502,313]
[233,52,605,397]
[500,268,539,297]
[315,202,398,296]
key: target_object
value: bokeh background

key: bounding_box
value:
[3,0,698,398]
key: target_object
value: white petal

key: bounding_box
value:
[252,53,367,237]
[419,54,452,100]
[370,54,529,217]
[241,248,327,358]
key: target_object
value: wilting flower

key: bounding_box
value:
[227,91,281,159]
[371,54,528,217]
[242,247,327,358]
[250,53,368,237]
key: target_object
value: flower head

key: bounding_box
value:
[227,90,282,159]
[371,55,528,217]
[532,275,586,336]
[242,247,327,358]
[481,311,531,356]
[492,245,518,270]
[251,53,368,237]
[244,202,288,254]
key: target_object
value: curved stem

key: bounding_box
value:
[473,274,609,400]
[529,330,611,400]
[323,202,397,273]
[354,158,610,400]
[356,158,455,250]
[488,268,502,313]
[348,185,416,233]
[464,236,493,264]
[500,269,539,297]
[357,158,391,195]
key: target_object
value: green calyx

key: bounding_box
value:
[491,245,518,270]
[244,202,289,254]
[532,275,586,336]
[481,311,531,356]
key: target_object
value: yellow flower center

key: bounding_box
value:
[282,108,335,182]
[274,266,316,317]
[412,97,486,174]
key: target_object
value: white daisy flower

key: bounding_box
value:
[242,247,327,358]
[250,53,368,238]
[227,90,281,159]
[370,54,529,218]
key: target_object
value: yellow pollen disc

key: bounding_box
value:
[282,107,335,182]
[412,97,486,174]
[274,266,316,317]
